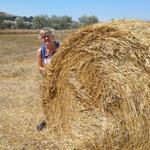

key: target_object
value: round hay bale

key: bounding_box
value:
[41,25,150,149]
[106,19,150,47]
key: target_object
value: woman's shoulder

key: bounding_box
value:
[37,44,45,51]
[37,45,45,55]
[37,47,42,53]
[38,45,46,54]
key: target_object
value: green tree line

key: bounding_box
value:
[0,13,99,29]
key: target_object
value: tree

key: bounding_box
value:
[48,15,73,30]
[24,22,34,29]
[71,21,79,29]
[0,12,6,29]
[15,16,25,28]
[32,15,49,29]
[61,16,73,29]
[48,15,60,29]
[3,20,15,29]
[27,16,33,22]
[78,15,99,26]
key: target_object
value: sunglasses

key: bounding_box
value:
[41,34,50,39]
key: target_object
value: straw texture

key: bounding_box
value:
[41,24,150,149]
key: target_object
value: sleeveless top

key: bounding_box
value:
[41,41,60,65]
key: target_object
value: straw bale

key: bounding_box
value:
[41,24,150,149]
[105,19,150,46]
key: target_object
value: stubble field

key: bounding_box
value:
[0,31,74,149]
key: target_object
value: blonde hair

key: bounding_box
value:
[39,27,55,39]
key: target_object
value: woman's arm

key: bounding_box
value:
[37,48,45,76]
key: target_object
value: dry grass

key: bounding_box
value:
[0,29,39,34]
[0,33,41,150]
[0,29,76,43]
[0,20,149,150]
[0,30,74,150]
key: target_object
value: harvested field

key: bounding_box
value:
[0,20,149,150]
[41,22,150,149]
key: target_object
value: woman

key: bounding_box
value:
[37,28,60,76]
[36,28,60,131]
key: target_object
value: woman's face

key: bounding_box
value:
[41,34,54,46]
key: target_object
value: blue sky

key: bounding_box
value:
[0,0,149,21]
